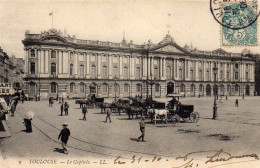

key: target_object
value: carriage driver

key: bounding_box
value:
[138,117,146,142]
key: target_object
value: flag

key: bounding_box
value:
[49,12,53,16]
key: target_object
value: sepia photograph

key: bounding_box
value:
[0,0,260,167]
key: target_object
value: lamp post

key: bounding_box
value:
[147,75,157,99]
[114,76,118,101]
[213,67,218,119]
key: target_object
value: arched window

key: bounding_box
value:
[50,82,57,93]
[90,83,97,94]
[190,84,195,92]
[70,83,75,93]
[214,62,217,68]
[79,83,85,93]
[206,70,210,81]
[199,84,204,93]
[102,66,107,78]
[30,62,35,74]
[166,66,171,79]
[227,85,231,93]
[154,67,159,79]
[136,67,141,79]
[235,72,239,80]
[227,63,230,68]
[124,67,128,78]
[124,83,129,93]
[235,63,239,69]
[136,84,142,93]
[220,85,224,93]
[246,72,249,80]
[220,71,223,80]
[51,63,56,75]
[190,70,194,80]
[114,83,119,93]
[227,71,230,81]
[30,50,35,57]
[70,64,73,76]
[102,83,108,93]
[235,84,240,92]
[199,70,202,80]
[70,53,74,60]
[179,69,182,79]
[180,84,185,92]
[155,84,160,93]
[91,65,96,77]
[79,65,84,76]
[113,66,118,77]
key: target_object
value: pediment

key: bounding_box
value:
[40,36,67,44]
[152,44,185,54]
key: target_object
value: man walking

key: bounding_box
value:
[235,99,238,107]
[60,103,64,116]
[64,102,69,115]
[58,123,70,154]
[138,117,146,142]
[82,105,88,121]
[105,106,111,123]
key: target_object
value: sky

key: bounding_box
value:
[0,0,260,59]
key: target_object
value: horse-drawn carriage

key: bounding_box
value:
[168,104,199,123]
[148,100,200,124]
[75,94,104,108]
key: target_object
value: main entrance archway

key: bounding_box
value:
[167,82,174,95]
[246,85,250,95]
[206,84,211,96]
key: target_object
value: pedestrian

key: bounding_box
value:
[82,105,88,121]
[105,106,111,123]
[138,117,146,142]
[49,97,52,106]
[10,101,16,117]
[58,123,70,154]
[235,99,238,107]
[60,103,64,116]
[62,97,64,104]
[64,102,69,115]
[35,95,37,102]
[23,118,32,132]
[14,99,18,111]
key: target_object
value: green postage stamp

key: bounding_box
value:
[210,0,259,46]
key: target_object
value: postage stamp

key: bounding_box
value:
[210,0,259,46]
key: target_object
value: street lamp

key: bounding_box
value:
[147,75,157,99]
[213,67,218,119]
[114,76,118,101]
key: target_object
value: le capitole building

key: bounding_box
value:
[22,28,255,99]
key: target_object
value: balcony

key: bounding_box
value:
[49,74,58,78]
[26,74,38,78]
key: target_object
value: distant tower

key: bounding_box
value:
[166,13,171,35]
[121,30,127,44]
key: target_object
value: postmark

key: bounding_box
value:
[211,0,259,46]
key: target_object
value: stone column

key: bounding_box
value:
[74,52,78,76]
[63,51,68,74]
[230,63,233,81]
[160,58,163,79]
[59,50,62,74]
[143,57,147,78]
[98,54,101,78]
[40,50,44,74]
[45,50,49,74]
[203,61,206,81]
[131,56,135,79]
[119,55,123,78]
[176,59,179,80]
[24,49,28,74]
[195,61,199,81]
[108,54,112,79]
[151,57,154,78]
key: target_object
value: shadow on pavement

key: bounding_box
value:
[130,138,140,142]
[53,148,65,154]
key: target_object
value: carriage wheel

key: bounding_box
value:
[173,114,180,123]
[190,112,200,123]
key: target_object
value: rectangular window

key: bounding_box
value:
[113,56,118,63]
[79,65,84,76]
[190,70,194,80]
[51,50,56,58]
[30,50,35,58]
[102,85,108,93]
[102,56,107,62]
[136,57,140,64]
[78,54,84,61]
[136,68,141,79]
[91,55,96,62]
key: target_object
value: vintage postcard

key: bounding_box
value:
[0,0,260,168]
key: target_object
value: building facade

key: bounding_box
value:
[8,55,25,89]
[255,54,260,96]
[22,29,256,99]
[0,47,9,83]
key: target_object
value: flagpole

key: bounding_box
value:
[52,13,53,28]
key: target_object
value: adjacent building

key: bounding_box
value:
[0,47,9,83]
[8,55,25,89]
[22,28,256,99]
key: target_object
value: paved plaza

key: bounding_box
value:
[0,96,260,167]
